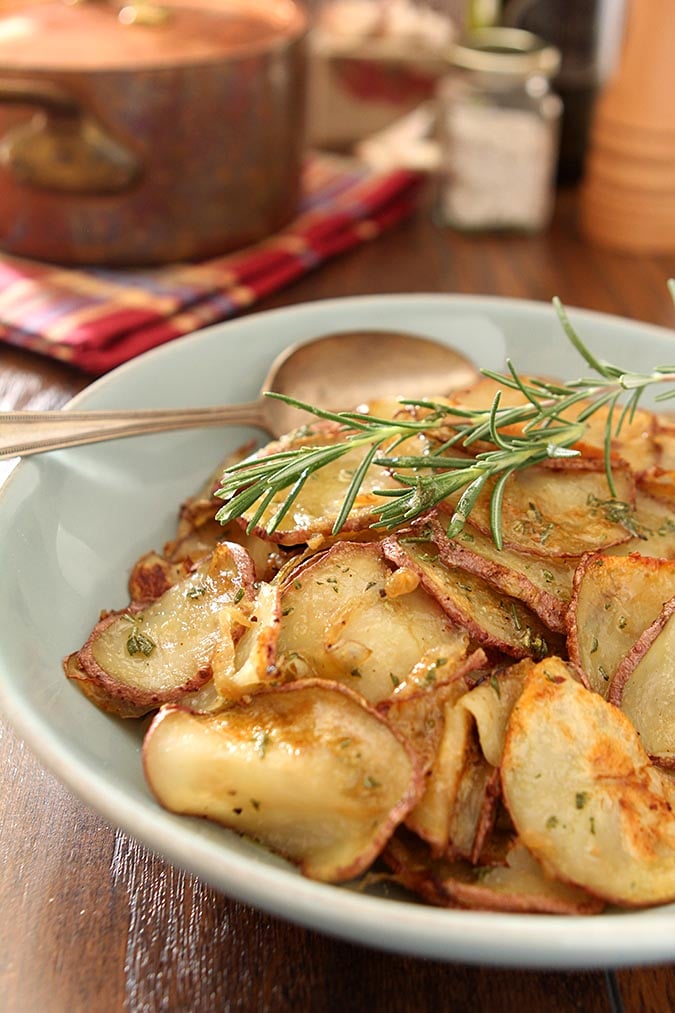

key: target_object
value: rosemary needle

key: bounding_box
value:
[215,294,675,549]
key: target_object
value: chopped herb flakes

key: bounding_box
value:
[586,494,641,537]
[126,628,156,657]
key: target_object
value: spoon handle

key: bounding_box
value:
[0,402,266,459]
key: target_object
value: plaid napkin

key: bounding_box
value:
[0,155,422,374]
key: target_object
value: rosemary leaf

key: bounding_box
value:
[214,294,675,546]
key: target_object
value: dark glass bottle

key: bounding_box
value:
[503,0,600,183]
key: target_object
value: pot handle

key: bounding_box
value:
[0,78,141,193]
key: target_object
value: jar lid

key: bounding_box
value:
[0,0,306,72]
[450,27,560,78]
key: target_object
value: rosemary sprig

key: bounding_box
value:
[215,296,675,549]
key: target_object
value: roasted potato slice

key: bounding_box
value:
[223,425,401,546]
[382,534,560,660]
[404,695,474,854]
[604,487,675,559]
[64,651,150,719]
[128,551,197,604]
[72,542,255,716]
[447,737,497,861]
[430,513,575,632]
[577,402,658,473]
[567,552,675,697]
[442,460,635,557]
[385,832,604,914]
[459,659,534,767]
[501,656,675,907]
[380,648,488,770]
[395,668,498,861]
[637,468,675,508]
[654,420,675,471]
[275,541,467,703]
[143,680,423,882]
[609,597,675,767]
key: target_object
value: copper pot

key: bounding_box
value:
[0,0,308,265]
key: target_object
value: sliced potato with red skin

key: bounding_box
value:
[447,732,496,861]
[396,665,498,862]
[636,469,675,508]
[379,648,488,770]
[443,379,657,473]
[459,659,534,768]
[442,459,635,558]
[501,657,675,907]
[224,424,401,546]
[430,513,575,633]
[382,534,560,660]
[275,541,467,703]
[578,402,658,474]
[567,552,675,698]
[64,651,149,719]
[608,597,675,768]
[405,696,473,855]
[654,420,675,470]
[605,488,675,560]
[128,551,196,604]
[166,518,288,585]
[143,680,424,883]
[385,832,603,914]
[75,542,256,716]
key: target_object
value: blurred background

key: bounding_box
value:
[0,0,665,264]
[0,0,672,371]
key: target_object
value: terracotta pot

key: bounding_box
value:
[0,0,308,265]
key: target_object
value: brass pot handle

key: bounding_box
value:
[0,77,142,194]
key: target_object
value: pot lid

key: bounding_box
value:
[0,0,306,72]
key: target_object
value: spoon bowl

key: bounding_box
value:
[0,330,479,459]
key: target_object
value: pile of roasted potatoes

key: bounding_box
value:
[65,380,675,914]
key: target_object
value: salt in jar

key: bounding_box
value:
[438,27,562,233]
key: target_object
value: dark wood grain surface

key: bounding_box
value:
[1,187,674,1012]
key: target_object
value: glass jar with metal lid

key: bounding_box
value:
[437,27,562,233]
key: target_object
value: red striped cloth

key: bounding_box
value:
[0,156,422,374]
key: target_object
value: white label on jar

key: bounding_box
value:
[441,102,557,230]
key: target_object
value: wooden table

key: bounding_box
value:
[1,188,674,1012]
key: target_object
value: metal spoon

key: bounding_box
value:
[0,330,478,459]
